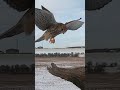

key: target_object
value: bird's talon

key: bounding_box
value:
[49,38,55,44]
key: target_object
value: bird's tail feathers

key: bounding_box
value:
[0,24,23,40]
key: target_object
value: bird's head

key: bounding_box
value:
[57,23,68,34]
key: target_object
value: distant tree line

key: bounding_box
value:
[86,61,118,73]
[35,52,84,57]
[86,48,120,53]
[0,64,34,74]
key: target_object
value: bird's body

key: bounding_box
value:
[36,23,67,43]
[45,23,66,39]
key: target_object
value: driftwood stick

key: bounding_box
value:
[47,63,85,89]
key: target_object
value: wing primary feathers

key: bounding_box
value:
[35,7,57,31]
[41,5,51,13]
[65,18,82,24]
[0,24,23,40]
[65,19,84,30]
[86,0,112,10]
[3,0,34,12]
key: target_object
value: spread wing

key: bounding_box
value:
[35,6,57,31]
[86,0,112,10]
[3,0,34,12]
[65,19,84,30]
[0,8,34,40]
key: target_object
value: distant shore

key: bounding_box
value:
[86,48,120,53]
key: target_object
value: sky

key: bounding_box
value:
[35,0,85,48]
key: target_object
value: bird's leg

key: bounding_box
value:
[49,38,55,44]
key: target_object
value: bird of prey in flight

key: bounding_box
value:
[35,6,84,43]
[0,0,112,41]
[0,0,34,39]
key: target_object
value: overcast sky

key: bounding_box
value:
[35,0,85,48]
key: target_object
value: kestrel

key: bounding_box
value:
[35,6,84,43]
[0,0,34,39]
